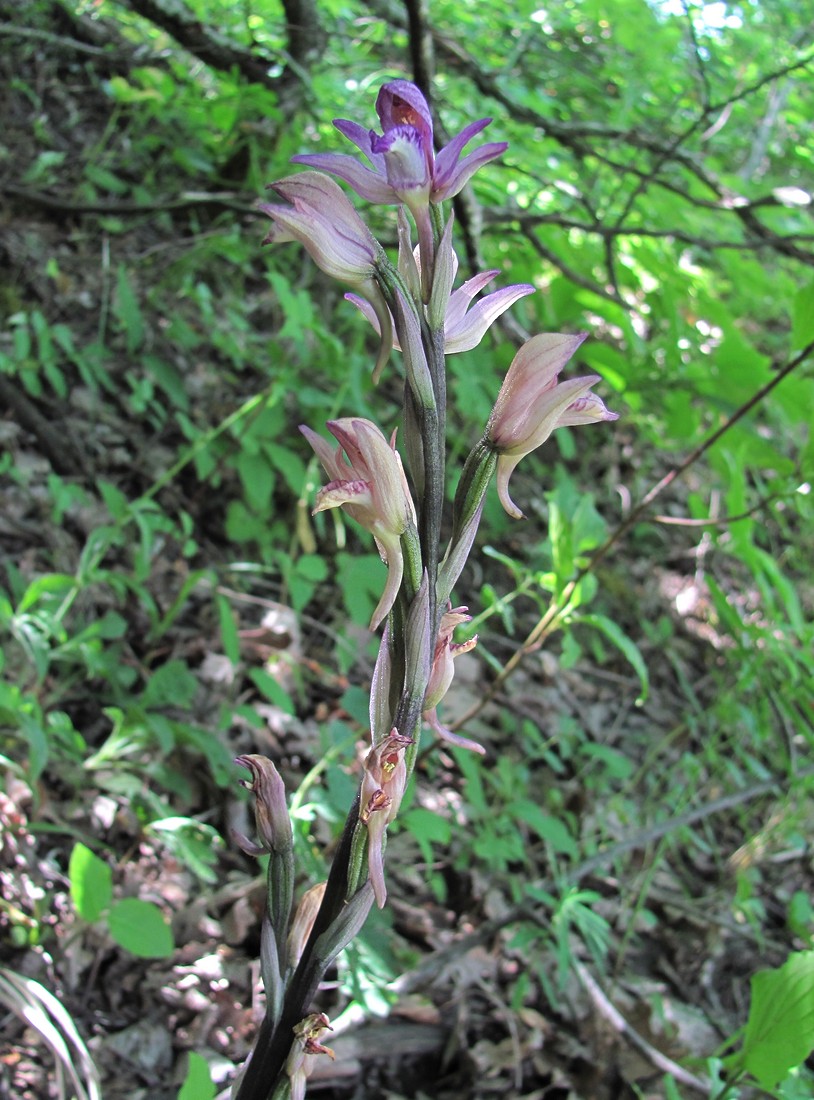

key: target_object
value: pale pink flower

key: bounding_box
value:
[360,729,414,907]
[300,418,415,630]
[487,333,619,519]
[423,605,485,754]
[347,269,533,355]
[258,172,393,377]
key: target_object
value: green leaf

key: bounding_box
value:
[115,265,144,354]
[401,807,451,865]
[248,668,294,714]
[216,593,241,665]
[17,573,75,613]
[236,449,275,514]
[69,843,113,922]
[742,951,814,1089]
[108,898,174,958]
[577,613,649,703]
[791,279,814,351]
[96,479,129,521]
[295,554,328,582]
[177,1051,215,1100]
[513,800,578,856]
[143,354,189,411]
[336,552,385,626]
[12,710,49,781]
[141,660,198,709]
[85,164,130,195]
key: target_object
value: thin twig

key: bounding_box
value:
[331,768,806,1025]
[574,960,710,1094]
[450,339,814,732]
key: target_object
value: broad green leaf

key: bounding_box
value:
[108,898,174,958]
[336,552,385,627]
[69,843,112,922]
[236,449,275,514]
[18,574,75,614]
[743,951,814,1089]
[85,164,130,194]
[402,807,452,866]
[177,1051,215,1100]
[295,554,329,583]
[143,354,189,411]
[96,479,129,521]
[248,668,294,714]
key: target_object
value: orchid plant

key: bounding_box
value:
[234,80,618,1100]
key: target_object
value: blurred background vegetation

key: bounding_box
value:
[0,0,812,1096]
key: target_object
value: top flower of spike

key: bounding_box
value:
[291,80,508,210]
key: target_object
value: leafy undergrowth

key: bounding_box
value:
[2,3,814,1099]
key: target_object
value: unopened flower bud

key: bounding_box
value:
[235,754,293,855]
[286,882,327,970]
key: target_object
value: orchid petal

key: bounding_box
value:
[433,140,509,201]
[368,532,404,631]
[290,153,399,204]
[434,118,492,178]
[444,270,500,329]
[333,119,383,164]
[556,392,620,428]
[445,282,535,354]
[313,478,374,513]
[375,80,434,151]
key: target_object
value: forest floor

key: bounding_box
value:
[1,10,810,1100]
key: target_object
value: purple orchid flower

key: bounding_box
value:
[292,80,507,207]
[346,272,533,355]
[292,80,507,292]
